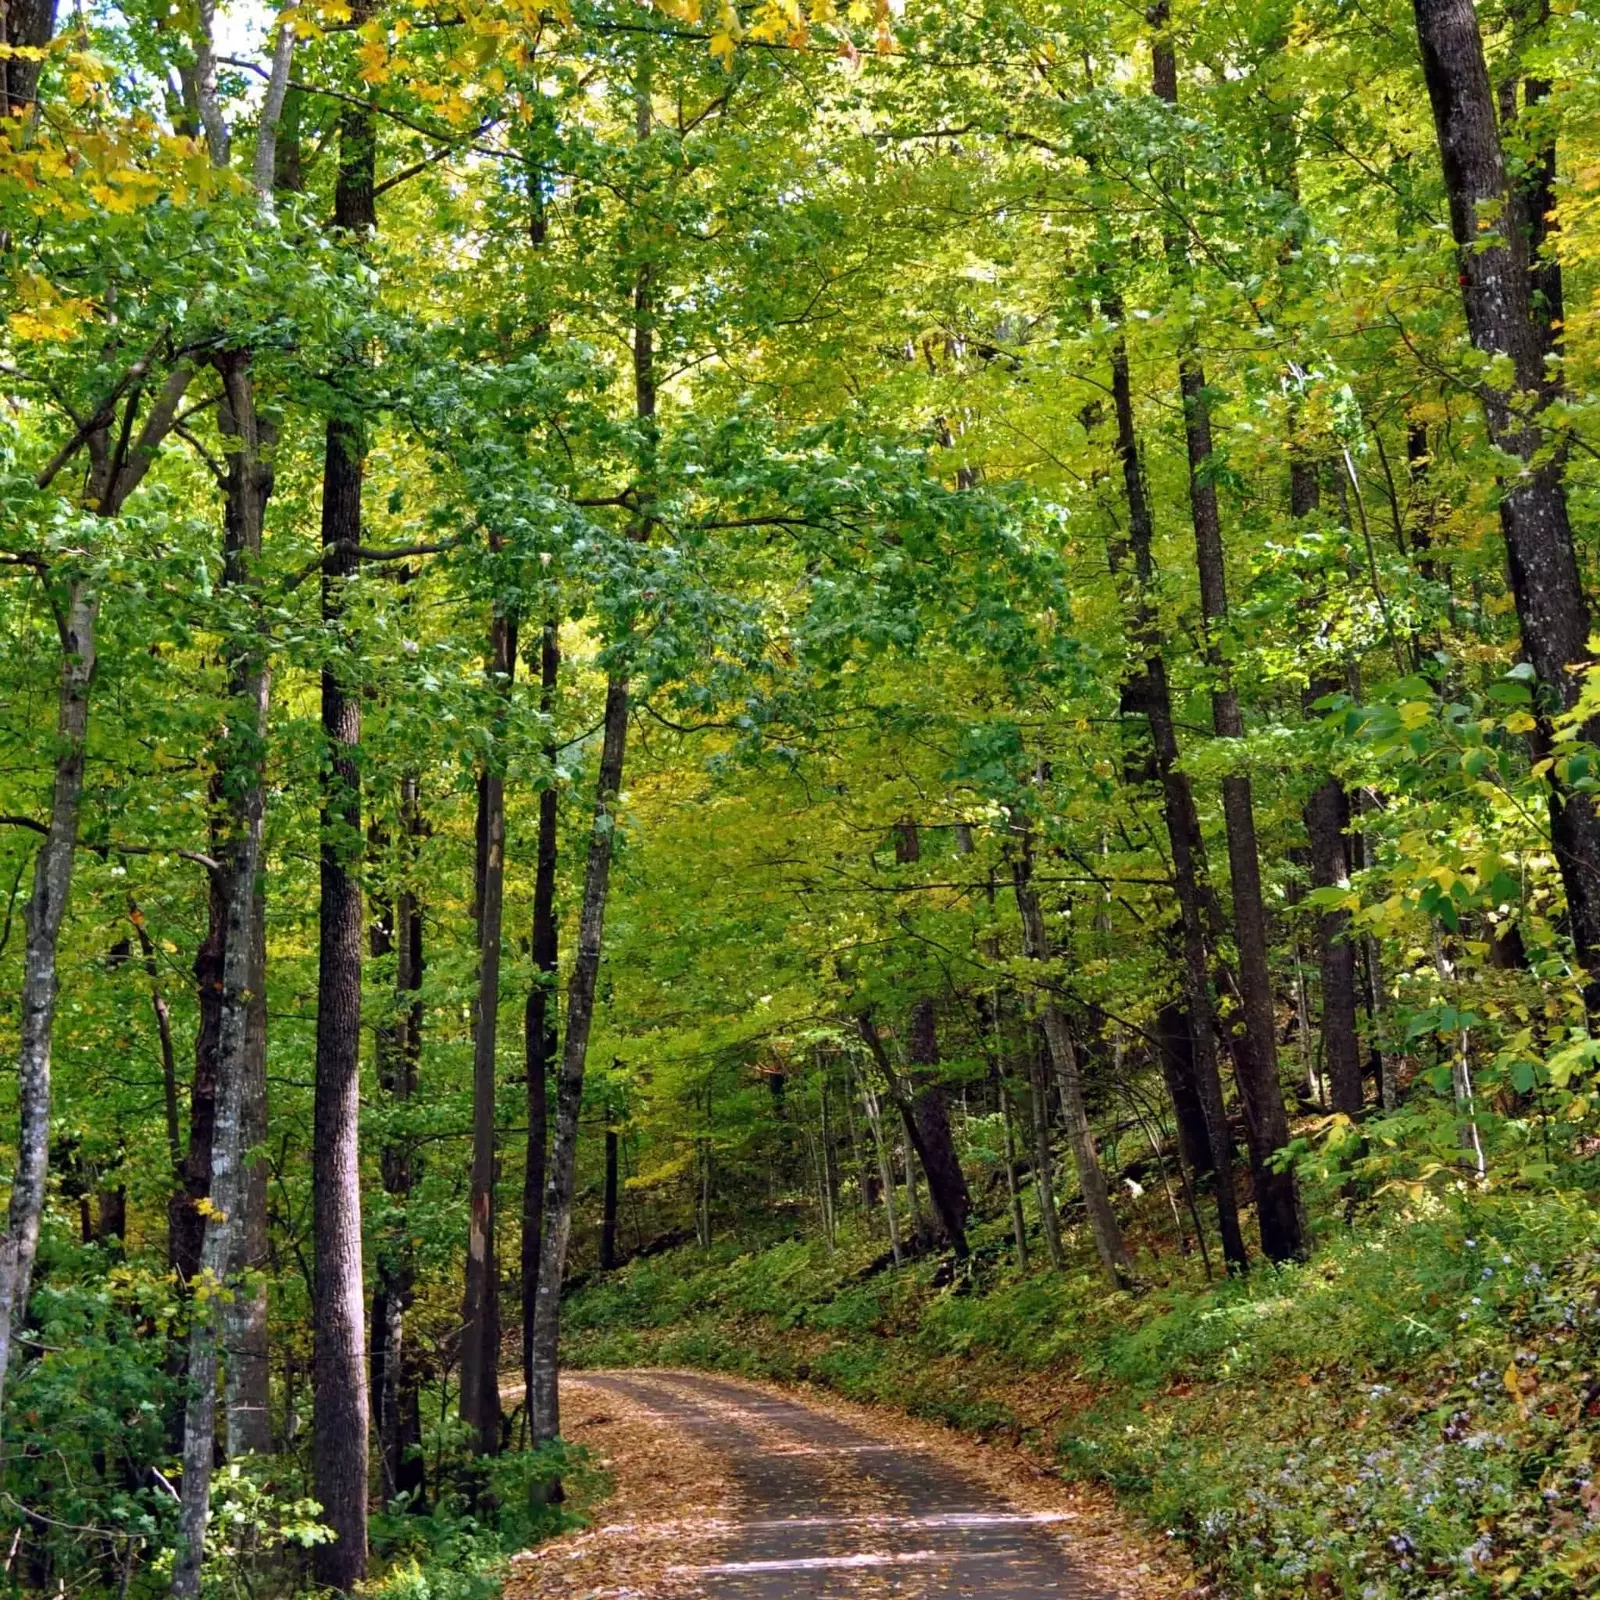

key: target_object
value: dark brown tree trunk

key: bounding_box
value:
[855,1010,969,1259]
[600,1128,620,1272]
[309,98,375,1589]
[531,675,630,1442]
[226,896,271,1457]
[1302,752,1364,1118]
[1105,281,1248,1271]
[904,998,971,1249]
[522,623,559,1410]
[461,611,516,1457]
[1152,15,1305,1261]
[1155,1005,1212,1179]
[0,0,57,115]
[1412,0,1600,1013]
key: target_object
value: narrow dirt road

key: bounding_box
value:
[557,1369,1119,1598]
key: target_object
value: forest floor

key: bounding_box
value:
[504,1369,1190,1599]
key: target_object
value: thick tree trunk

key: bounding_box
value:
[855,1010,969,1257]
[312,433,370,1587]
[1413,0,1600,1011]
[309,95,375,1582]
[530,674,629,1443]
[172,352,271,1600]
[1,0,58,115]
[904,999,971,1249]
[1154,1005,1211,1179]
[522,622,559,1409]
[1011,835,1132,1285]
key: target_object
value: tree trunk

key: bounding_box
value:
[1,0,57,116]
[1151,14,1305,1262]
[461,610,515,1458]
[0,350,192,1406]
[172,351,271,1600]
[225,895,271,1457]
[1302,757,1364,1117]
[530,674,630,1443]
[1011,833,1132,1285]
[904,998,971,1249]
[522,622,559,1409]
[600,1127,619,1271]
[0,585,92,1404]
[1155,1005,1211,1178]
[855,1010,969,1258]
[1412,0,1600,1012]
[1104,273,1248,1271]
[374,776,425,1501]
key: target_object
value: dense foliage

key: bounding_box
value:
[3,0,1600,1593]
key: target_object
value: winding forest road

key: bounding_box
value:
[569,1370,1116,1598]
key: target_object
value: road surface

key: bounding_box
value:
[578,1369,1115,1598]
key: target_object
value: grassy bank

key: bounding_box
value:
[564,1193,1600,1598]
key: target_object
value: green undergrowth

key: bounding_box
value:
[362,1442,601,1600]
[563,1193,1600,1598]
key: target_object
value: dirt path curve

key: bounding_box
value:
[578,1369,1115,1599]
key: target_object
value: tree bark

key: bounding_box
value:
[372,776,425,1503]
[600,1127,620,1272]
[308,96,375,1585]
[855,1010,969,1258]
[1,0,58,115]
[1104,273,1248,1271]
[904,998,971,1249]
[1151,12,1305,1261]
[225,895,271,1457]
[530,674,629,1443]
[521,622,559,1410]
[1411,0,1600,1013]
[172,350,271,1600]
[1010,833,1132,1285]
[461,611,516,1457]
[0,347,192,1406]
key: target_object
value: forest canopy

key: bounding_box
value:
[3,0,1600,1592]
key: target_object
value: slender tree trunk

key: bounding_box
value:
[1412,0,1600,1012]
[1011,832,1132,1285]
[858,1071,902,1265]
[1151,12,1305,1261]
[1105,275,1248,1271]
[376,776,425,1499]
[530,674,629,1443]
[461,609,515,1457]
[226,896,271,1456]
[1302,757,1364,1117]
[1025,1030,1066,1270]
[0,587,92,1403]
[0,347,192,1404]
[522,622,559,1409]
[600,1126,620,1271]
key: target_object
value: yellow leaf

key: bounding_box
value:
[709,28,737,65]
